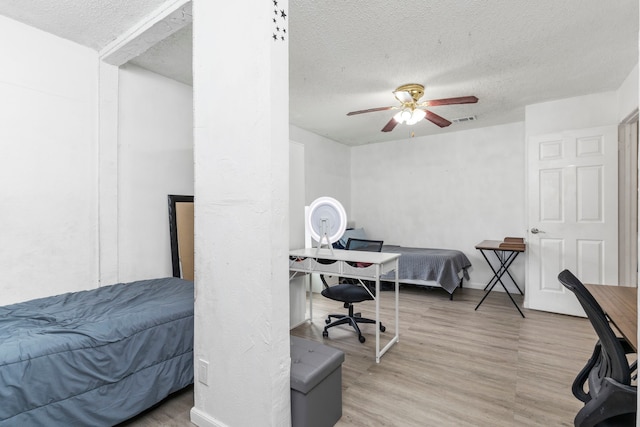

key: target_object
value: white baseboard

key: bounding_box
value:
[463,280,524,294]
[190,407,230,427]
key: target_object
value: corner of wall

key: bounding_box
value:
[616,63,639,122]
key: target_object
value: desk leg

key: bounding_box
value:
[375,258,400,363]
[482,251,516,291]
[377,259,400,363]
[395,262,399,344]
[498,281,525,318]
[496,251,524,295]
[482,250,501,290]
[475,250,525,318]
[486,251,524,296]
[375,265,380,363]
[308,273,313,322]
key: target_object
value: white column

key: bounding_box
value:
[191,0,291,426]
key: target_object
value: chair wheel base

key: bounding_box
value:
[358,335,365,343]
[322,330,329,338]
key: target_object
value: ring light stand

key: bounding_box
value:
[306,197,347,257]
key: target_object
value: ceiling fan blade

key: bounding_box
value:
[347,106,394,116]
[425,110,452,127]
[423,96,478,107]
[393,90,414,103]
[381,117,399,132]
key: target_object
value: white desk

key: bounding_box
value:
[289,248,400,363]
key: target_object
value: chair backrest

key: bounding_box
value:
[557,269,631,386]
[345,238,384,252]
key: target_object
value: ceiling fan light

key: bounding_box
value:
[406,109,426,125]
[399,108,413,123]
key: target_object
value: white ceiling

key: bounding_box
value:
[0,0,637,146]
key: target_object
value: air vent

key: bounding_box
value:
[451,115,477,123]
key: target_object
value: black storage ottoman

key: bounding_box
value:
[290,336,345,427]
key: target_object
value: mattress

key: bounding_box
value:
[0,277,194,426]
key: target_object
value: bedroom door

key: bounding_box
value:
[525,126,618,316]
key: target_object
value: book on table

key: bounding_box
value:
[499,237,525,250]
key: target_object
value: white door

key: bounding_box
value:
[525,126,618,316]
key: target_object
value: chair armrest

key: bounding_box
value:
[573,342,600,403]
[573,339,637,404]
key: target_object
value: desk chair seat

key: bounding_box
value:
[557,270,637,427]
[321,238,385,344]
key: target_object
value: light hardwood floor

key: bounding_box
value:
[121,285,600,426]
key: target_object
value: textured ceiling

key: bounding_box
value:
[0,0,637,146]
[289,0,638,145]
[0,0,170,50]
[129,24,192,85]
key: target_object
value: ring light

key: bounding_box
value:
[307,197,347,254]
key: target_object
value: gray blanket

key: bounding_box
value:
[0,277,193,426]
[380,245,471,294]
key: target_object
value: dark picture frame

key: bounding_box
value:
[167,194,194,278]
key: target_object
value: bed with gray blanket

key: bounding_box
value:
[379,245,471,296]
[338,229,471,297]
[0,277,193,426]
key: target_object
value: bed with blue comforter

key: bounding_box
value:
[0,277,194,426]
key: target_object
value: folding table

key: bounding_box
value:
[474,238,526,317]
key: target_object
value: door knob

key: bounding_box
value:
[530,227,545,234]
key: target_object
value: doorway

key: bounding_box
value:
[526,125,619,316]
[618,110,639,287]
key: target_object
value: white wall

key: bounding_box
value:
[0,17,99,305]
[350,122,527,290]
[117,64,194,282]
[290,125,351,214]
[291,122,527,291]
[616,63,639,121]
[525,91,618,136]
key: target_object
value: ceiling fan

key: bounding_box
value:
[346,83,478,132]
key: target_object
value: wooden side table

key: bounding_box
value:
[474,237,526,317]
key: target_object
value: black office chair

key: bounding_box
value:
[320,238,385,343]
[557,270,637,427]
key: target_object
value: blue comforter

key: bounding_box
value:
[0,277,194,426]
